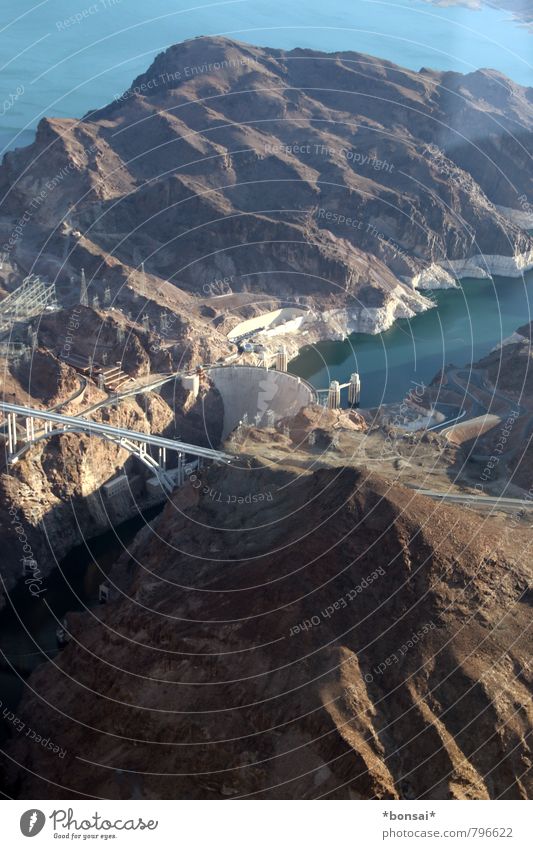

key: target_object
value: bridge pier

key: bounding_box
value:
[7,412,17,453]
[1,402,235,488]
[25,417,35,442]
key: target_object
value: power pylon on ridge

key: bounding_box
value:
[80,268,89,307]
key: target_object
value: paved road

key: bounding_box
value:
[452,368,526,417]
[0,372,87,437]
[73,369,184,419]
[413,487,533,513]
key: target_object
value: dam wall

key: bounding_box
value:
[205,365,316,438]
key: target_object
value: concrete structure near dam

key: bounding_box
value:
[205,364,317,438]
[227,307,309,342]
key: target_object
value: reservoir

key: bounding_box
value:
[2,0,533,155]
[289,272,533,409]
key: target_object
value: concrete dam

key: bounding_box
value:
[205,365,317,438]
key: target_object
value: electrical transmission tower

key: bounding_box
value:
[80,268,89,307]
[0,275,57,335]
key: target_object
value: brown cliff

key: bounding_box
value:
[1,37,533,333]
[5,466,531,799]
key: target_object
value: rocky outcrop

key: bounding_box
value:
[444,250,533,280]
[1,37,533,338]
[496,205,533,230]
[4,466,531,799]
[0,394,169,609]
[36,303,231,376]
[0,329,225,609]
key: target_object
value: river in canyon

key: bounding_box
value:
[289,273,533,409]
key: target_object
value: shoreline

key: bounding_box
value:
[251,250,533,366]
[282,268,533,407]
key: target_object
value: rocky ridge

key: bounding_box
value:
[1,37,533,339]
[4,465,531,799]
[0,306,225,608]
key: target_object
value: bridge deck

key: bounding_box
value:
[0,402,234,463]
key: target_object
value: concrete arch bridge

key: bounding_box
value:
[0,402,234,494]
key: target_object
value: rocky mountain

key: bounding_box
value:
[476,321,533,488]
[4,465,532,799]
[0,306,225,608]
[2,36,533,802]
[1,37,533,335]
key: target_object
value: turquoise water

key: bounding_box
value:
[1,0,532,154]
[1,1,532,407]
[289,273,533,408]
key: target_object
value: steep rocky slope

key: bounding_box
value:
[1,37,533,336]
[0,305,225,608]
[479,321,533,489]
[480,321,533,398]
[5,465,531,799]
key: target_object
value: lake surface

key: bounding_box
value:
[1,2,532,404]
[1,0,533,155]
[289,273,533,408]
